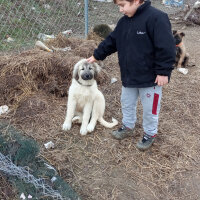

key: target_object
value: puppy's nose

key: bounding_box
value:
[86,74,90,79]
[82,73,93,80]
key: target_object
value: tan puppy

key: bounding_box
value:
[62,59,118,135]
[173,30,189,68]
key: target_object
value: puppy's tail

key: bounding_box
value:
[98,117,118,128]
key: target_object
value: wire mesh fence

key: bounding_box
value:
[0,0,187,53]
[0,124,81,200]
[0,0,85,53]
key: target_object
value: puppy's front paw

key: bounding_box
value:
[80,126,88,136]
[62,122,71,131]
[72,116,82,123]
[87,123,95,133]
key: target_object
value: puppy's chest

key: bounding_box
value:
[74,89,94,103]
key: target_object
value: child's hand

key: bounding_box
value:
[87,56,97,63]
[155,75,168,86]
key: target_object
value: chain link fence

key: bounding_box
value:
[0,0,86,53]
[0,0,186,54]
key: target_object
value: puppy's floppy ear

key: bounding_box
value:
[172,30,177,35]
[93,62,101,79]
[180,32,185,37]
[73,61,81,80]
[73,59,87,80]
[72,65,79,80]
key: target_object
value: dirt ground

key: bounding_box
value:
[0,1,200,200]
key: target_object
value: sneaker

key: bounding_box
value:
[136,133,156,151]
[111,125,133,140]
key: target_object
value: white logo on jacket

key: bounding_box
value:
[137,31,146,34]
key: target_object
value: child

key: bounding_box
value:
[87,0,175,151]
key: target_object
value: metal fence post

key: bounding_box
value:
[84,0,89,38]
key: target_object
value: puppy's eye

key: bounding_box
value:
[89,67,93,70]
[81,68,84,70]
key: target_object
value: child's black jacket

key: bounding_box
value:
[93,1,176,88]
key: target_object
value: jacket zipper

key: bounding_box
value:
[125,18,133,85]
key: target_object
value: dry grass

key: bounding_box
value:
[0,173,16,199]
[0,25,200,200]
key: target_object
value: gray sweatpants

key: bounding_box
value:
[121,85,162,136]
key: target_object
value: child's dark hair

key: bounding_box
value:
[113,0,144,3]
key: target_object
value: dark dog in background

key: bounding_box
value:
[173,30,189,68]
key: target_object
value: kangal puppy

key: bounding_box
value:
[62,59,118,135]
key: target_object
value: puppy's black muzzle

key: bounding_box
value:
[174,35,182,45]
[81,73,93,80]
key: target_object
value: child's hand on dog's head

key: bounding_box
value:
[87,56,97,63]
[155,75,168,86]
